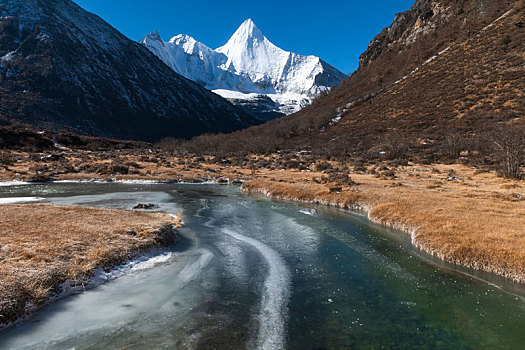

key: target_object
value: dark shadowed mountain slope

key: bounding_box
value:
[0,0,256,142]
[185,0,524,157]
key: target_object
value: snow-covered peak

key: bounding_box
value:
[216,19,285,79]
[144,30,162,42]
[169,33,193,44]
[170,34,207,54]
[223,18,266,45]
[141,31,165,49]
[169,34,198,47]
[141,19,347,118]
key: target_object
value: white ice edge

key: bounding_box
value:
[299,208,317,216]
[0,248,176,331]
[222,228,291,350]
[11,178,243,186]
[52,179,168,185]
[0,181,31,187]
[0,197,45,204]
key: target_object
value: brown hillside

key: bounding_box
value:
[316,0,525,142]
[181,0,524,162]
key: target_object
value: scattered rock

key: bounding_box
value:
[133,203,159,210]
[26,176,54,183]
[329,186,343,193]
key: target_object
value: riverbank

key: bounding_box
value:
[241,169,525,284]
[1,149,524,284]
[0,204,181,327]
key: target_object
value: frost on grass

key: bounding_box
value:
[0,204,181,326]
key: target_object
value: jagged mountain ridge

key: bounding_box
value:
[313,0,519,121]
[141,19,347,120]
[0,0,256,142]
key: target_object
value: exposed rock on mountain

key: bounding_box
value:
[0,0,256,142]
[141,19,347,121]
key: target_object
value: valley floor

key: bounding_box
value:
[0,203,181,327]
[0,150,524,304]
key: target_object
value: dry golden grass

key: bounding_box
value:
[242,164,525,285]
[242,180,363,210]
[1,151,524,287]
[0,204,181,326]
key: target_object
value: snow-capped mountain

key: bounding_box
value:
[141,19,347,120]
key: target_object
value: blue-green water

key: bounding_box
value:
[0,183,524,349]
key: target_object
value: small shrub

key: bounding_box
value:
[502,35,512,52]
[0,152,14,167]
[491,126,525,179]
[315,162,332,172]
[283,160,300,169]
[381,132,411,160]
[442,132,465,159]
[329,186,343,193]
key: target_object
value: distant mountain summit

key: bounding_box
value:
[0,0,255,141]
[141,19,347,120]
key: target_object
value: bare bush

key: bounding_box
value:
[157,137,186,155]
[0,152,15,168]
[442,132,465,159]
[315,162,332,171]
[381,132,411,160]
[492,125,525,179]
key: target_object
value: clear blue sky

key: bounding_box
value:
[73,0,414,74]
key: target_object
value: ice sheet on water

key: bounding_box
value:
[222,228,291,350]
[0,197,44,204]
[0,181,31,187]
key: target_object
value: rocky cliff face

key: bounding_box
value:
[361,0,516,64]
[0,0,256,142]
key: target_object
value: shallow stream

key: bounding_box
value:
[0,183,524,349]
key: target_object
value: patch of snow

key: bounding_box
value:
[482,9,513,31]
[36,31,51,42]
[52,139,68,149]
[299,208,317,216]
[294,150,311,156]
[213,89,311,115]
[114,179,169,185]
[0,197,44,204]
[331,114,342,124]
[0,181,31,187]
[0,51,17,63]
[391,46,451,89]
[89,250,175,285]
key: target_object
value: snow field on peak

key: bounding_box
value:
[141,19,346,116]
